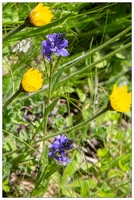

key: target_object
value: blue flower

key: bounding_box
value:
[49,134,73,166]
[41,33,69,60]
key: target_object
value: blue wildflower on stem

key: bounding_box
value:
[49,134,74,166]
[41,33,69,60]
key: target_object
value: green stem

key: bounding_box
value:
[43,55,49,80]
[47,61,53,107]
[43,61,53,150]
[2,105,110,157]
[38,106,110,142]
[19,41,131,102]
[52,56,62,75]
[2,129,47,164]
[41,61,54,165]
[3,23,26,42]
[60,42,131,83]
[2,87,22,110]
[63,26,131,70]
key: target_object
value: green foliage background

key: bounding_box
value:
[2,2,131,198]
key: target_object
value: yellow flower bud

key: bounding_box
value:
[110,84,131,112]
[21,68,43,92]
[25,3,53,27]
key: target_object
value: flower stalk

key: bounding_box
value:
[37,105,111,142]
[3,68,43,111]
[3,3,53,43]
[43,61,53,142]
[39,84,132,141]
[41,32,69,139]
[41,33,69,164]
[3,23,26,42]
[2,87,23,110]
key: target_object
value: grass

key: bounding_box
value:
[2,2,131,198]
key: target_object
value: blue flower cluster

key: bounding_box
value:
[49,134,74,166]
[41,33,69,60]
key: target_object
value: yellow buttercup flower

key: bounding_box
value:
[21,68,43,92]
[110,84,131,112]
[3,3,53,42]
[25,3,53,27]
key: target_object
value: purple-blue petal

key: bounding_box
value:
[48,134,74,166]
[56,49,69,57]
[41,33,69,60]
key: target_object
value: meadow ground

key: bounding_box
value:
[2,2,131,198]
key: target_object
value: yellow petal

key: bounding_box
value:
[110,84,132,112]
[29,3,53,27]
[21,68,43,92]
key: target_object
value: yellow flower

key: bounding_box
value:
[21,68,43,92]
[110,84,131,112]
[26,3,53,27]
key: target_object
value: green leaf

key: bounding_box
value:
[100,164,109,172]
[93,52,107,68]
[65,115,73,127]
[2,177,9,185]
[31,181,49,197]
[108,169,124,179]
[2,160,12,179]
[35,161,61,188]
[97,190,115,197]
[118,153,131,172]
[2,178,10,193]
[96,127,107,138]
[97,182,115,197]
[43,163,62,179]
[97,148,108,157]
[76,88,86,102]
[3,185,10,193]
[45,97,59,116]
[109,153,131,169]
[35,164,44,188]
[41,145,49,167]
[51,67,64,94]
